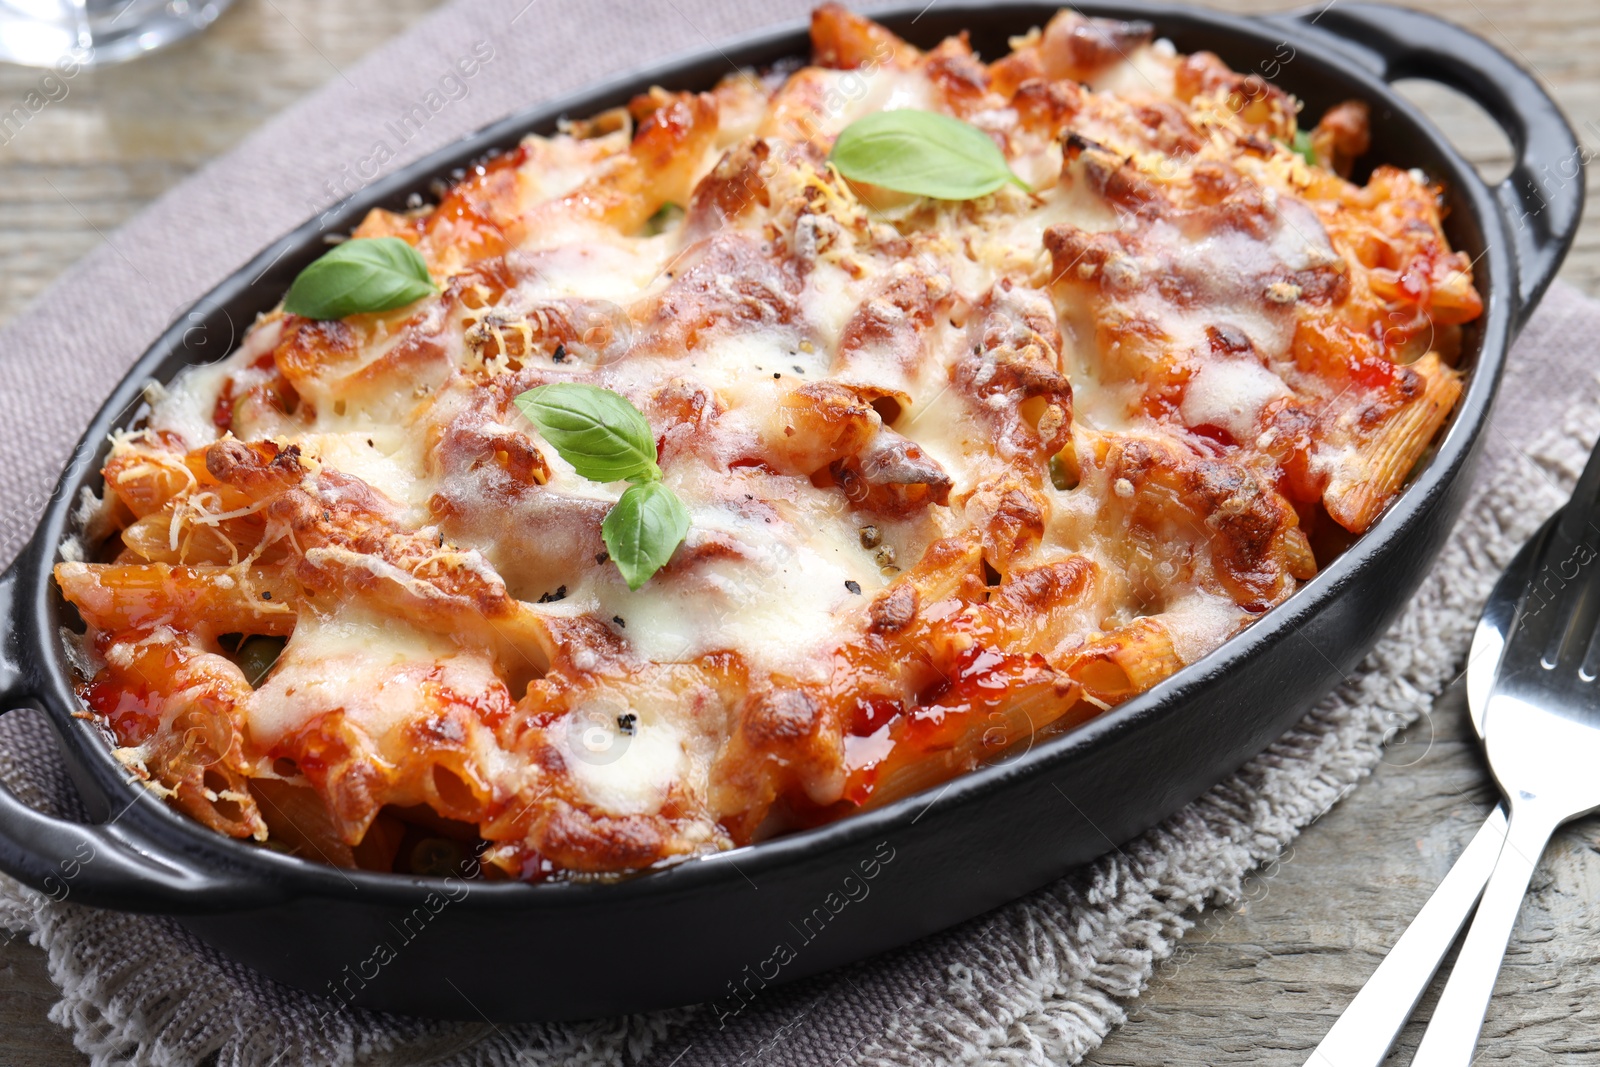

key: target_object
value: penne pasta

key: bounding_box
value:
[1324,352,1462,533]
[57,562,297,637]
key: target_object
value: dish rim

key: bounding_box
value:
[0,0,1574,910]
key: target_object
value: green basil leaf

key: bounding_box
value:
[514,382,660,483]
[602,481,690,590]
[1290,129,1317,168]
[644,202,684,236]
[282,237,436,320]
[1047,451,1078,492]
[515,383,690,588]
[234,635,285,689]
[828,109,1031,201]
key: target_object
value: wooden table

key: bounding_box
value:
[1,1,1596,1063]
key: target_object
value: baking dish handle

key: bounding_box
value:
[0,563,282,913]
[1268,2,1584,329]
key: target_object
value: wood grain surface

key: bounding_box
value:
[1,1,1597,1063]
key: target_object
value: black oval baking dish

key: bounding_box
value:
[0,1,1580,1022]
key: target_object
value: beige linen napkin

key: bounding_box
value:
[0,1,1593,1063]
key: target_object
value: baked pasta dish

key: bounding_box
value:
[56,6,1482,880]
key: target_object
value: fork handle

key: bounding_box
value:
[1411,802,1563,1065]
[1302,805,1506,1067]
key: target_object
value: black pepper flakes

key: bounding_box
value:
[261,591,272,601]
[537,585,568,604]
[552,343,567,364]
[612,615,627,628]
[792,365,804,375]
[616,713,637,735]
[773,372,781,379]
[845,580,862,595]
[595,551,609,565]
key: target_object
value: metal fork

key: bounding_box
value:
[1410,437,1600,1065]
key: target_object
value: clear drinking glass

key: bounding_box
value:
[0,0,233,68]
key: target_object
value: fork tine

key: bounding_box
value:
[1553,568,1600,669]
[1579,612,1600,681]
[1554,431,1600,547]
[1510,438,1600,667]
[1508,520,1567,655]
[1546,439,1600,667]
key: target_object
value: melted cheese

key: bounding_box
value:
[595,500,883,675]
[1180,358,1292,441]
[557,702,690,816]
[250,610,492,748]
[145,360,233,450]
[296,431,424,512]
